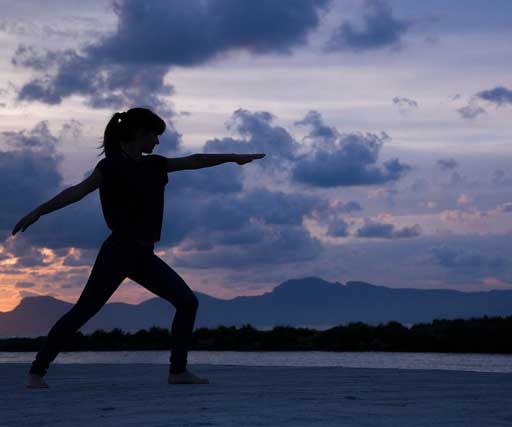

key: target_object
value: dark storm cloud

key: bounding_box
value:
[15,52,175,115]
[447,171,465,187]
[0,122,63,236]
[430,245,507,273]
[294,110,339,143]
[212,223,266,246]
[203,109,300,172]
[11,45,65,71]
[491,169,512,186]
[476,86,512,106]
[3,107,408,272]
[97,0,331,64]
[291,110,410,187]
[59,119,83,140]
[437,158,458,171]
[392,96,418,115]
[311,199,360,238]
[3,238,52,268]
[178,220,268,251]
[326,219,350,237]
[204,109,410,189]
[2,121,60,152]
[161,182,328,270]
[325,0,411,52]
[33,185,111,251]
[161,143,300,247]
[12,0,330,110]
[62,251,97,267]
[356,220,421,239]
[164,185,325,247]
[169,162,244,195]
[457,104,486,120]
[0,121,108,251]
[292,133,410,187]
[392,97,418,108]
[335,201,362,213]
[242,188,325,226]
[310,233,512,290]
[172,224,324,269]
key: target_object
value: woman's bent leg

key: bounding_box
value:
[128,253,199,374]
[29,238,128,377]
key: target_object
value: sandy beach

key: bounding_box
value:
[1,363,512,426]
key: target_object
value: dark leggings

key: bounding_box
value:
[29,233,199,377]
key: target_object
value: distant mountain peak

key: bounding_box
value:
[346,281,381,288]
[3,277,512,337]
[272,277,343,294]
[16,295,65,308]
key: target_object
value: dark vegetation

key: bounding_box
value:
[2,316,512,353]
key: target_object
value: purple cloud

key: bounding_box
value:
[476,86,512,106]
[12,0,331,112]
[326,0,411,52]
[356,220,421,239]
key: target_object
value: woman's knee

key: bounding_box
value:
[179,292,199,311]
[66,302,102,324]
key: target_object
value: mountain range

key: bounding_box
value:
[2,277,512,338]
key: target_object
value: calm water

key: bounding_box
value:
[2,351,512,373]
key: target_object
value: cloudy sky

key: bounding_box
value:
[1,0,511,312]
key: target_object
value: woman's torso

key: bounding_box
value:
[97,151,169,244]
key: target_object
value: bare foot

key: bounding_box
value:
[26,373,49,389]
[168,369,209,384]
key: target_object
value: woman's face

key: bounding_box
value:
[138,128,160,153]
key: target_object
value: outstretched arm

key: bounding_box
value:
[11,166,102,236]
[165,153,265,172]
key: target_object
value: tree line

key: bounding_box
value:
[2,315,512,353]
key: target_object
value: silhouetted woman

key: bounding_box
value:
[12,107,265,388]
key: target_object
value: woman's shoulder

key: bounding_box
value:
[145,154,168,170]
[145,154,169,183]
[97,153,124,165]
[147,153,167,162]
[96,154,126,179]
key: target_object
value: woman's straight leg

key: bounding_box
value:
[29,237,129,377]
[128,253,199,374]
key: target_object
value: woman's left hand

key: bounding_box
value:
[12,212,40,236]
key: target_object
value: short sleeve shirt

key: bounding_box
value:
[96,152,168,242]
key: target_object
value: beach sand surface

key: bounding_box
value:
[2,363,512,426]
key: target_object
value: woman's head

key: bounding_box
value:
[98,107,166,158]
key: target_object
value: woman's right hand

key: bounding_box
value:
[234,153,266,165]
[12,212,40,236]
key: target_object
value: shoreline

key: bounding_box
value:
[2,350,512,373]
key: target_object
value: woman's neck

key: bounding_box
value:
[120,145,142,162]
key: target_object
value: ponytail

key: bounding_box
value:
[97,108,166,158]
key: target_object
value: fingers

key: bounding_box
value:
[12,218,30,235]
[244,154,265,161]
[12,222,20,235]
[236,154,265,165]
